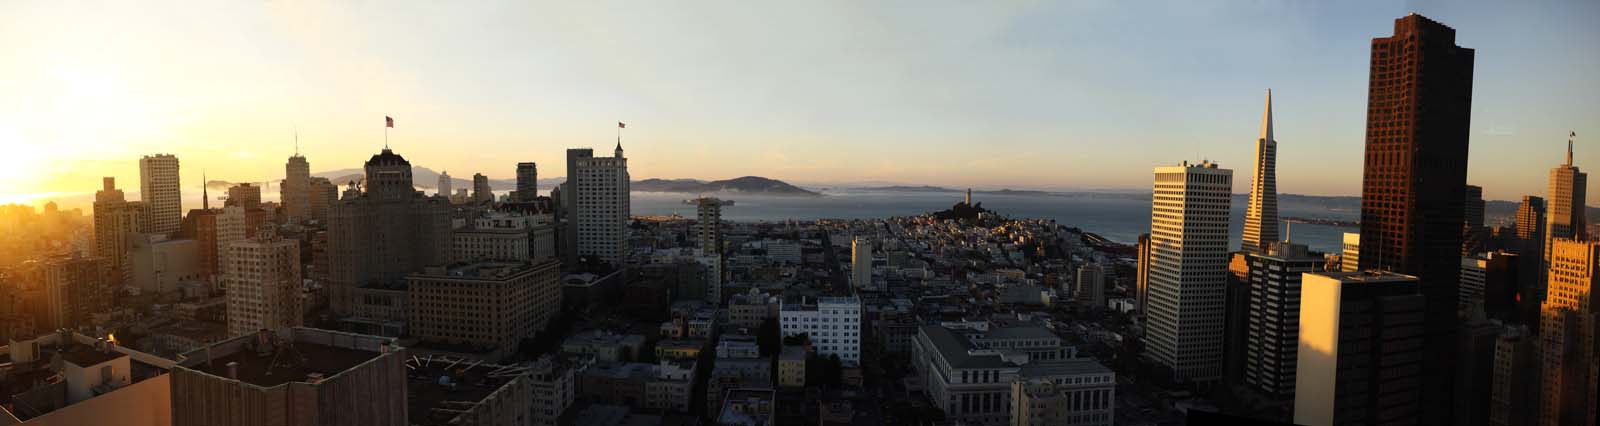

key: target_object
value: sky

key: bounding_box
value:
[2,0,1598,210]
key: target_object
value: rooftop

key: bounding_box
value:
[178,328,392,388]
[405,354,522,425]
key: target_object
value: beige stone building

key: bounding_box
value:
[407,259,562,352]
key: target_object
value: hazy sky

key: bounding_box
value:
[3,0,1598,208]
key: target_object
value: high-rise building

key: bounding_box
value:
[225,183,261,209]
[690,197,730,256]
[407,259,562,355]
[1489,325,1539,426]
[570,144,630,266]
[852,236,873,291]
[307,176,337,223]
[1356,15,1475,422]
[780,296,860,366]
[472,173,493,203]
[1075,262,1105,307]
[1464,184,1487,255]
[437,170,453,198]
[1544,138,1588,286]
[1293,271,1425,426]
[1244,242,1321,403]
[1517,195,1549,316]
[326,149,453,314]
[93,177,142,277]
[1241,89,1280,255]
[1145,160,1232,383]
[283,153,310,223]
[222,229,302,337]
[139,154,182,236]
[1340,233,1360,272]
[169,328,407,426]
[516,162,538,202]
[37,254,111,330]
[560,149,589,265]
[1537,238,1600,426]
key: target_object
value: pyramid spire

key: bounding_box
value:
[202,170,210,210]
[1260,89,1274,142]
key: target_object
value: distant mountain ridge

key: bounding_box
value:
[633,176,820,196]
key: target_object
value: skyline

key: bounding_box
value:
[4,1,1599,208]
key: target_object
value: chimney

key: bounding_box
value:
[226,361,239,380]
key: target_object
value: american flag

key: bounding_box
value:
[618,122,626,129]
[386,116,395,128]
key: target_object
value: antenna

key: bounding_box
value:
[294,127,300,157]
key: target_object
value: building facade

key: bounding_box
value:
[780,296,861,366]
[1145,160,1233,383]
[1293,271,1425,426]
[282,153,310,223]
[515,162,538,202]
[139,154,182,236]
[222,230,302,337]
[406,259,562,353]
[1537,238,1599,426]
[326,149,453,314]
[571,145,631,266]
[1243,242,1322,401]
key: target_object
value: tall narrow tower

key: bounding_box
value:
[283,150,310,223]
[139,154,182,235]
[1544,134,1587,277]
[1242,89,1280,254]
[1356,14,1475,424]
[1146,160,1233,383]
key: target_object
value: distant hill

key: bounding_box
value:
[634,176,820,196]
[859,185,960,193]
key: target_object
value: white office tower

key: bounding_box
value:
[1241,90,1280,255]
[572,144,631,266]
[438,170,453,197]
[780,296,861,367]
[139,154,182,236]
[223,229,302,337]
[283,153,310,223]
[852,237,873,290]
[1075,262,1105,307]
[1145,160,1233,383]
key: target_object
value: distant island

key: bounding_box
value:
[633,176,821,197]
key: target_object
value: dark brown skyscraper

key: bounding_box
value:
[1356,13,1475,425]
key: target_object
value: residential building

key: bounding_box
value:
[1489,325,1539,426]
[562,330,646,365]
[0,331,174,426]
[516,162,538,202]
[307,177,337,223]
[570,145,631,266]
[139,154,182,236]
[778,345,806,389]
[452,211,558,262]
[222,230,302,338]
[474,173,493,203]
[852,237,873,290]
[37,254,110,330]
[780,296,861,366]
[1145,160,1233,383]
[1074,263,1104,307]
[225,183,261,209]
[1293,271,1425,426]
[127,233,201,295]
[717,389,776,426]
[1241,89,1280,255]
[93,177,141,278]
[169,328,407,426]
[407,259,562,356]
